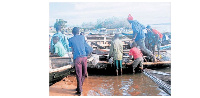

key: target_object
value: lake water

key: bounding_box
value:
[60,67,171,96]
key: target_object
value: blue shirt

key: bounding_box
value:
[50,32,70,53]
[68,35,92,60]
[130,20,146,42]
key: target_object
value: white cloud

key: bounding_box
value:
[49,2,170,26]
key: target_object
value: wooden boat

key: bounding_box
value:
[49,57,73,86]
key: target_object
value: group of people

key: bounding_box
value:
[109,34,144,76]
[49,14,163,95]
[109,14,163,76]
[127,14,163,61]
[146,25,163,56]
[49,25,70,57]
[50,26,93,95]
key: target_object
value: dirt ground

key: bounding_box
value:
[49,75,78,96]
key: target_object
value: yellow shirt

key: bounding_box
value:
[109,38,123,60]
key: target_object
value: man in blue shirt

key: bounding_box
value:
[50,25,70,54]
[68,27,93,95]
[127,14,156,62]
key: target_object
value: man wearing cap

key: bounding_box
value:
[146,25,163,57]
[109,34,123,76]
[127,14,156,62]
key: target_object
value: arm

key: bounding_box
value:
[63,36,70,52]
[109,42,114,58]
[127,49,133,63]
[50,37,54,53]
[71,47,74,54]
[128,55,132,61]
[68,38,73,53]
[85,41,93,56]
[141,24,145,29]
[131,22,137,41]
[133,32,137,41]
[50,45,60,57]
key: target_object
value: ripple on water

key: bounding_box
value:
[84,73,169,96]
[87,90,100,96]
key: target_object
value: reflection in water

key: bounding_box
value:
[82,73,169,96]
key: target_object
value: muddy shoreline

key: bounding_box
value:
[49,70,170,96]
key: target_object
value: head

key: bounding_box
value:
[61,30,65,34]
[114,34,120,39]
[72,27,79,35]
[131,42,137,48]
[127,14,133,24]
[146,25,152,31]
[53,36,59,44]
[80,32,85,35]
[56,25,62,32]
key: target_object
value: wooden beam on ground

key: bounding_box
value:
[97,61,171,66]
[143,61,171,65]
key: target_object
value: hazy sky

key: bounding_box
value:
[49,2,171,27]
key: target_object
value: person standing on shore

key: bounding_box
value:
[109,34,123,76]
[127,14,156,62]
[68,27,92,95]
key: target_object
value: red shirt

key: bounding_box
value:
[129,47,143,59]
[152,29,163,38]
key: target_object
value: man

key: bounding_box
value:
[127,14,156,62]
[109,34,123,76]
[145,29,154,51]
[128,42,143,73]
[50,25,70,54]
[68,27,92,95]
[50,36,67,57]
[146,25,163,57]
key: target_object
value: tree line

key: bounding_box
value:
[81,17,131,29]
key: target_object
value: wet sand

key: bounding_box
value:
[49,75,77,96]
[49,73,168,96]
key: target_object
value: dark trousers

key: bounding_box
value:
[152,42,161,56]
[136,38,153,56]
[74,57,87,92]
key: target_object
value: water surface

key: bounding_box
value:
[81,73,169,96]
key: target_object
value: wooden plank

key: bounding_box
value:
[97,61,171,66]
[50,57,72,59]
[143,61,171,65]
[49,65,72,73]
[50,57,73,69]
[49,66,74,86]
[126,61,171,66]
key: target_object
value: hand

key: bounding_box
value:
[107,56,111,62]
[124,58,129,63]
